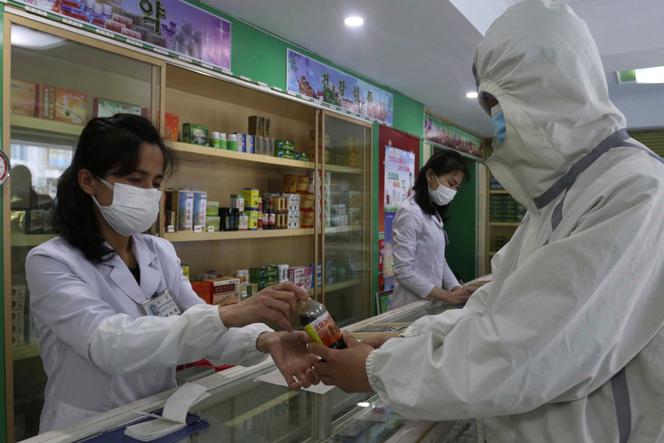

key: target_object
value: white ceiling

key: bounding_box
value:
[207,0,664,137]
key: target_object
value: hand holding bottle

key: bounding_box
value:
[219,282,308,331]
[309,332,374,393]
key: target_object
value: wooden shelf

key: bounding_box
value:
[325,164,363,175]
[324,278,362,293]
[325,225,362,234]
[11,114,83,136]
[164,228,314,242]
[13,344,40,361]
[307,279,362,296]
[12,233,55,247]
[171,142,315,170]
[489,222,520,227]
[489,190,509,194]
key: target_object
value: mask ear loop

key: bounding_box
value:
[91,175,114,208]
[95,175,114,191]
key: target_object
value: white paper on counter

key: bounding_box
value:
[162,382,210,423]
[254,368,336,395]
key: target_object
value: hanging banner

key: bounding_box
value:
[17,0,232,71]
[287,49,394,125]
[424,114,482,158]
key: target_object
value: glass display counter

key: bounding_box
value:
[21,299,483,443]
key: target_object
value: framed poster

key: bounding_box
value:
[286,49,393,125]
[16,0,232,71]
[377,125,420,292]
[384,146,416,213]
[424,114,482,158]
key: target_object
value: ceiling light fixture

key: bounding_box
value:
[344,15,365,28]
[466,91,479,99]
[634,66,664,84]
[11,26,65,50]
[617,66,664,84]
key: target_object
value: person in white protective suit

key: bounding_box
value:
[27,114,316,433]
[309,1,664,442]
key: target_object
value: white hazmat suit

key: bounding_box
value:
[365,1,664,442]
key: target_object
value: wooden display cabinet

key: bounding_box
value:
[2,11,374,440]
[484,169,524,272]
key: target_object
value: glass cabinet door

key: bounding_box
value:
[321,113,371,326]
[6,19,162,440]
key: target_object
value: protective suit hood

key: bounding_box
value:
[475,0,626,211]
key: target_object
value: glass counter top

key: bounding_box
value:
[21,298,481,443]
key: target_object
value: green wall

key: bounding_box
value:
[393,94,424,138]
[0,8,5,439]
[445,161,478,283]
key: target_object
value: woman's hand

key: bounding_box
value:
[428,286,471,305]
[309,333,374,393]
[256,331,317,390]
[219,282,308,331]
[449,286,472,304]
[463,284,478,295]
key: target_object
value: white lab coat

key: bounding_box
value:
[26,234,270,432]
[366,1,664,442]
[390,197,461,309]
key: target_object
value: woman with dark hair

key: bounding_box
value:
[26,114,315,432]
[390,150,472,309]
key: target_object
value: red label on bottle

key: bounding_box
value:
[303,312,343,347]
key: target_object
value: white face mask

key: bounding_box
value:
[428,176,457,206]
[92,178,162,237]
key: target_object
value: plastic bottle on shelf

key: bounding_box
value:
[227,134,238,151]
[298,298,346,349]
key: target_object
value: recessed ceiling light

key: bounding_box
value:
[344,15,365,28]
[356,401,371,408]
[466,91,479,99]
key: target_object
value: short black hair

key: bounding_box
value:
[413,150,470,221]
[53,114,175,262]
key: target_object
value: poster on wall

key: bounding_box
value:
[424,114,482,158]
[382,146,415,292]
[18,0,232,71]
[286,49,394,125]
[377,126,420,296]
[384,146,416,213]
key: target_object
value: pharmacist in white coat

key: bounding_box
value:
[390,150,471,309]
[311,2,664,442]
[27,114,315,432]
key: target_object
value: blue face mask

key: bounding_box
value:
[491,105,506,144]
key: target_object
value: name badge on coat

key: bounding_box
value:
[141,288,182,317]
